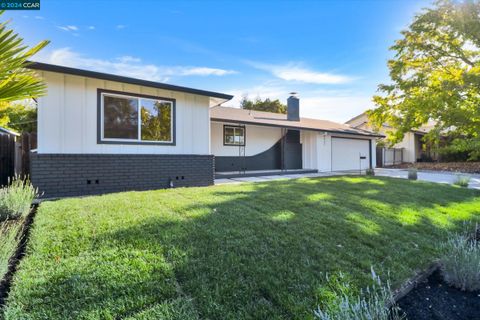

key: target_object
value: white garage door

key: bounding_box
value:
[331,137,370,171]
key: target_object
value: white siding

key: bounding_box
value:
[394,132,416,163]
[37,71,211,155]
[331,137,370,171]
[211,122,282,157]
[301,130,317,169]
[302,131,377,172]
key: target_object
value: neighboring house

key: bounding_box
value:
[346,112,437,163]
[0,126,20,137]
[27,62,382,198]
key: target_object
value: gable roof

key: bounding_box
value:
[27,62,234,101]
[345,112,368,125]
[211,106,384,138]
[346,111,437,134]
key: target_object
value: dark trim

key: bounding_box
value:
[223,124,246,147]
[369,139,372,169]
[27,61,234,100]
[97,89,176,146]
[211,118,384,138]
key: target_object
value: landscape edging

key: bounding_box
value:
[0,204,39,309]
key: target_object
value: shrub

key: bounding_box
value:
[314,268,404,320]
[0,177,37,221]
[453,175,470,188]
[0,221,22,280]
[365,168,375,176]
[315,271,359,314]
[407,168,417,180]
[440,233,480,291]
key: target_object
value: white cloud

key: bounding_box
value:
[175,67,236,76]
[223,82,372,123]
[34,16,44,20]
[87,26,95,30]
[57,25,78,32]
[300,95,373,123]
[248,61,354,84]
[116,24,126,29]
[35,48,237,82]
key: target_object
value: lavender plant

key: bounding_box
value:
[0,177,38,221]
[440,233,480,291]
[314,268,404,320]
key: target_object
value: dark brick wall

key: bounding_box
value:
[31,153,215,198]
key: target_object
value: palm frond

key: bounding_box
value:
[0,11,50,102]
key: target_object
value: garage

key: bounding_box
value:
[331,137,371,171]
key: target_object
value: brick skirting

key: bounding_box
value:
[31,153,215,198]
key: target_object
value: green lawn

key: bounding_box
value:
[3,176,480,319]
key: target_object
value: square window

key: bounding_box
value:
[224,125,245,146]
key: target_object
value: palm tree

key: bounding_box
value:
[0,11,49,102]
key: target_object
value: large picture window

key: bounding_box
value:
[224,125,245,146]
[99,90,174,144]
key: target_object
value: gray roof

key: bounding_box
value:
[211,107,384,138]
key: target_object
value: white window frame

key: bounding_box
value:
[224,125,245,146]
[100,91,174,144]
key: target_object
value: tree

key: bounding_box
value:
[240,95,287,114]
[0,101,37,133]
[368,0,480,160]
[0,11,49,102]
[141,101,172,141]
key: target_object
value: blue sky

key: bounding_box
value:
[6,0,430,122]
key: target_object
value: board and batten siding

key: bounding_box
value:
[37,71,211,155]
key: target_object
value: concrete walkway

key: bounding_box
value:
[215,172,335,185]
[215,168,480,190]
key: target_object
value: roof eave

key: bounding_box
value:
[211,118,384,138]
[27,61,234,100]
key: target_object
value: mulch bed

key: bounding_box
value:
[385,162,480,174]
[397,270,480,320]
[0,204,38,308]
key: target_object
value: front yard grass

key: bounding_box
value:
[3,176,480,319]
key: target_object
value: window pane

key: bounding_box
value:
[140,99,172,142]
[103,95,138,139]
[235,128,244,145]
[224,127,235,144]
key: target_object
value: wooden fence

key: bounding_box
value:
[0,134,16,186]
[0,133,37,186]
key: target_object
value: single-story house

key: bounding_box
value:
[346,112,437,164]
[27,62,382,198]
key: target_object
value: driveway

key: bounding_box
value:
[375,168,480,190]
